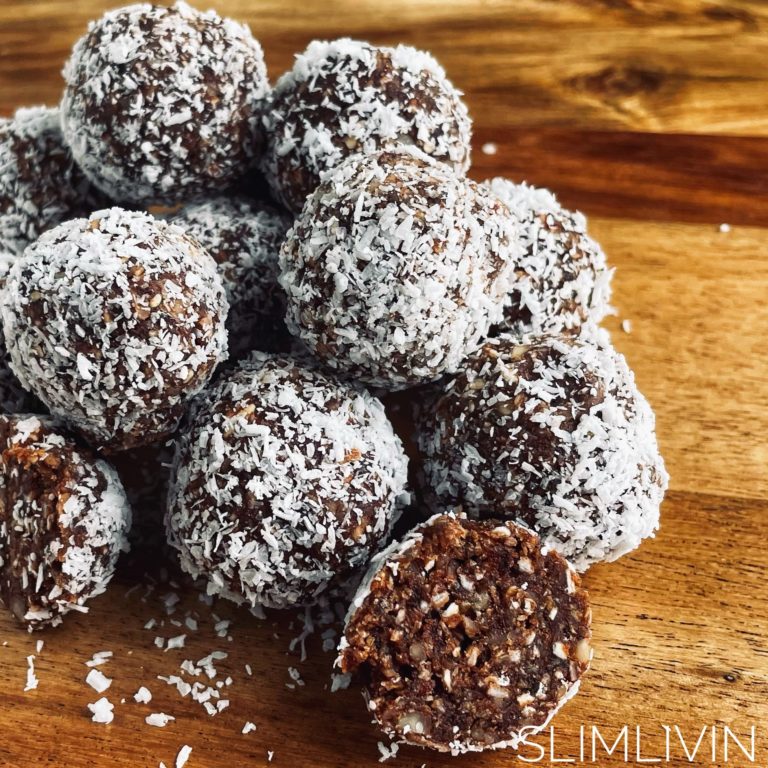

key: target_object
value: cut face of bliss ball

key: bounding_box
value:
[60,2,269,205]
[172,197,293,358]
[338,513,592,754]
[0,107,104,258]
[279,149,517,389]
[0,208,229,452]
[0,414,131,630]
[484,179,613,339]
[166,353,410,609]
[418,335,668,571]
[261,38,472,212]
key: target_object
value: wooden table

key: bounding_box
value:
[1,2,767,767]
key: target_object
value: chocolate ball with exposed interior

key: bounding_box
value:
[166,353,410,609]
[172,196,293,358]
[338,513,592,753]
[0,414,131,630]
[418,336,668,570]
[279,149,516,389]
[261,38,472,212]
[485,179,613,338]
[61,2,269,205]
[0,107,103,258]
[0,208,229,452]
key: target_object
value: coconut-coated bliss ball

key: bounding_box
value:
[0,414,131,630]
[172,196,293,358]
[418,336,668,571]
[261,38,472,212]
[279,149,517,389]
[0,208,229,452]
[166,353,410,609]
[61,2,269,206]
[485,178,613,338]
[0,107,102,258]
[338,513,592,754]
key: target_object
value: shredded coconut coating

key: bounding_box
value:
[172,197,293,358]
[484,178,613,339]
[338,512,591,754]
[0,414,131,630]
[61,1,269,206]
[0,207,229,452]
[0,106,103,258]
[166,353,410,609]
[418,336,668,571]
[261,38,472,212]
[279,149,517,389]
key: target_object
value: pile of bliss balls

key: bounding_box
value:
[0,1,668,757]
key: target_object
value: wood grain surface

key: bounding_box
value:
[1,2,767,768]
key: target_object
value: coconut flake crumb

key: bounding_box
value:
[481,142,497,155]
[35,640,44,654]
[134,686,153,704]
[85,651,113,667]
[86,668,112,693]
[146,713,176,727]
[242,721,257,734]
[287,667,305,687]
[378,741,400,762]
[166,634,187,651]
[175,745,192,768]
[88,697,114,724]
[719,223,731,233]
[621,318,632,334]
[330,672,351,692]
[267,751,274,762]
[24,655,38,691]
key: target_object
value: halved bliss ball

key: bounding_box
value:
[338,513,592,753]
[166,353,409,609]
[0,414,131,630]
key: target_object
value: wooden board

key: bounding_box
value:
[1,2,767,767]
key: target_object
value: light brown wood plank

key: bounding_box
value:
[3,1,768,135]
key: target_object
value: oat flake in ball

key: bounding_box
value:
[61,1,269,206]
[338,513,592,754]
[485,178,613,338]
[0,414,131,630]
[1,208,229,452]
[166,353,410,609]
[418,336,668,571]
[261,38,472,212]
[172,196,293,358]
[0,106,102,258]
[279,149,517,389]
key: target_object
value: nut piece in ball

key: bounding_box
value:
[338,513,592,753]
[0,414,131,630]
[1,208,229,452]
[172,196,293,358]
[279,149,516,389]
[261,38,472,211]
[418,335,668,570]
[0,107,103,258]
[485,178,613,338]
[61,2,269,205]
[166,353,409,609]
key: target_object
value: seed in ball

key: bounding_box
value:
[418,335,668,570]
[338,513,592,754]
[0,414,131,630]
[0,107,104,258]
[484,178,613,338]
[0,208,229,452]
[279,149,517,389]
[166,353,410,609]
[261,38,472,211]
[172,197,293,358]
[61,1,269,205]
